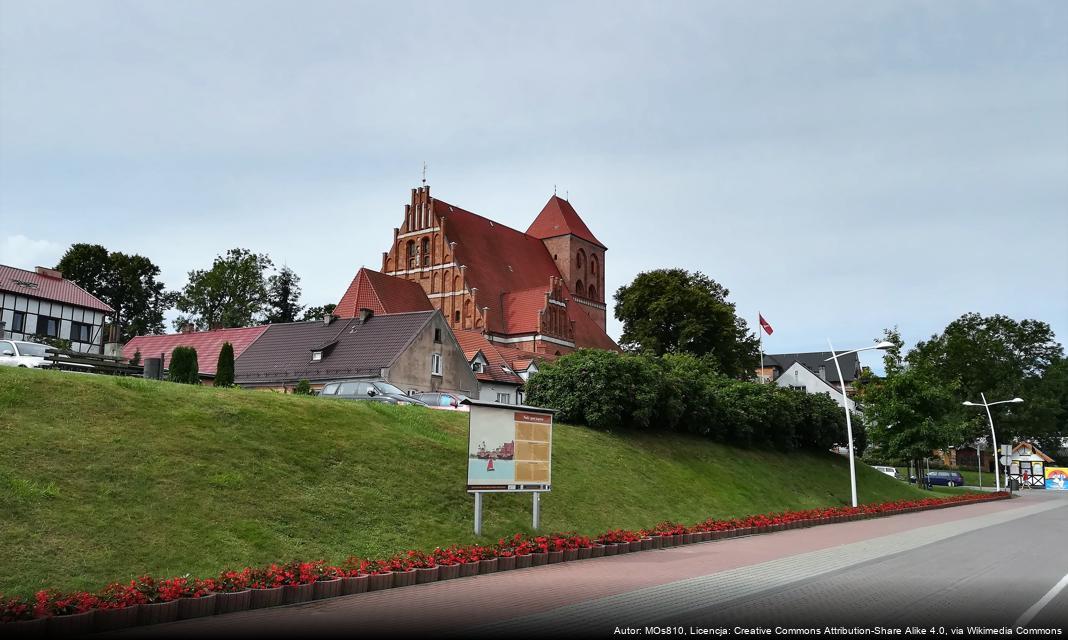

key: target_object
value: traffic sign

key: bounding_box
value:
[1000,455,1012,466]
[1001,444,1012,456]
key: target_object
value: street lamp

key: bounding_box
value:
[962,394,1023,492]
[825,340,895,508]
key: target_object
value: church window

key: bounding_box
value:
[576,249,586,270]
[421,237,430,267]
[453,275,462,292]
[576,279,584,295]
[590,255,598,275]
[454,310,461,323]
[406,240,417,269]
[588,284,597,299]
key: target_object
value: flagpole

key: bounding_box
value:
[758,311,764,383]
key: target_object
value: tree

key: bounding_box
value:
[168,346,200,384]
[614,269,758,378]
[215,342,235,387]
[264,266,304,324]
[56,244,174,342]
[301,304,337,322]
[908,313,1064,445]
[175,248,273,330]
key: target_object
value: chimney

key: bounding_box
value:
[35,266,63,279]
[358,308,374,325]
[180,323,195,334]
[323,313,334,326]
[818,365,827,381]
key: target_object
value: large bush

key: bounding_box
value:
[168,346,200,384]
[525,349,850,451]
[214,342,235,387]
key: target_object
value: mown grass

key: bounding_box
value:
[1,367,934,595]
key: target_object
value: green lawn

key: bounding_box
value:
[1,367,934,596]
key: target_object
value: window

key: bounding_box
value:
[576,249,586,270]
[312,351,323,361]
[516,391,524,405]
[407,240,417,269]
[576,279,584,295]
[321,383,339,395]
[338,382,360,395]
[421,237,430,266]
[70,321,92,343]
[434,328,442,343]
[431,353,442,375]
[10,311,25,333]
[472,361,483,373]
[36,316,60,338]
[588,284,597,299]
[590,254,598,275]
[454,310,461,323]
[496,392,511,404]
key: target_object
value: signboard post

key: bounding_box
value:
[463,399,555,535]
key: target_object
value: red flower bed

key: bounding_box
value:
[0,491,1008,624]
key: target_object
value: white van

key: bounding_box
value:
[873,465,899,479]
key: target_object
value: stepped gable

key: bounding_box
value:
[526,195,605,248]
[122,325,269,375]
[335,267,434,318]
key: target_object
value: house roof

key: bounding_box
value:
[453,329,525,386]
[122,325,269,375]
[334,267,434,318]
[764,351,861,384]
[434,197,618,350]
[0,264,114,314]
[235,311,436,384]
[1011,442,1054,463]
[526,195,606,248]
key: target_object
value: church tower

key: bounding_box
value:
[526,195,608,332]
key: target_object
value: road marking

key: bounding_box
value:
[1015,572,1068,628]
[472,499,1064,635]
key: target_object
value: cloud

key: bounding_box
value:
[0,235,62,270]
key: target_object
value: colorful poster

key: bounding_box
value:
[466,401,552,492]
[1046,467,1068,491]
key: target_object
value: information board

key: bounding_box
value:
[466,400,553,492]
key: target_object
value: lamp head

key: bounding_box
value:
[962,401,977,406]
[1011,397,1024,403]
[874,341,895,350]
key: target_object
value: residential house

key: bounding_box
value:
[122,325,270,382]
[759,351,861,396]
[454,329,553,404]
[773,361,857,412]
[0,265,113,353]
[234,309,477,396]
[375,185,618,356]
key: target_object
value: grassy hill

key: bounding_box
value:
[0,366,932,595]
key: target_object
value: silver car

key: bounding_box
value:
[0,340,52,368]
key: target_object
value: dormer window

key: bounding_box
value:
[312,350,323,362]
[472,362,483,373]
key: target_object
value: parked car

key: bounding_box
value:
[413,392,470,411]
[318,379,428,406]
[0,340,53,368]
[873,465,899,479]
[925,470,965,487]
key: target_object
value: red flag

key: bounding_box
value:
[759,314,774,336]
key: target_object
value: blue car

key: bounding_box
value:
[925,470,965,487]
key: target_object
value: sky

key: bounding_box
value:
[1,1,1065,373]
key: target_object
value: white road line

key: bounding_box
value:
[1015,572,1068,628]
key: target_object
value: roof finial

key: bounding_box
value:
[553,184,557,196]
[422,161,427,186]
[565,189,569,201]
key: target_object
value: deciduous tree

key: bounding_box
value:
[175,248,273,330]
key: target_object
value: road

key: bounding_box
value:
[114,491,1067,638]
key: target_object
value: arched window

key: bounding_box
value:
[588,284,597,299]
[463,299,473,329]
[406,240,417,269]
[590,254,598,276]
[453,275,462,292]
[576,279,584,295]
[454,310,461,323]
[576,249,586,270]
[421,237,430,266]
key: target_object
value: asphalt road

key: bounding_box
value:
[115,492,1068,638]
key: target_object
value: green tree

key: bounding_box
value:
[57,244,174,342]
[301,304,337,322]
[613,268,758,378]
[265,266,304,324]
[215,342,235,387]
[168,346,200,384]
[175,248,273,330]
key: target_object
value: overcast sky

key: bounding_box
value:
[1,1,1065,372]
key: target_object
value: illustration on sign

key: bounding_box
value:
[466,401,553,492]
[1046,467,1068,491]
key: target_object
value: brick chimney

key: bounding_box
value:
[358,308,374,325]
[35,266,63,279]
[180,323,195,334]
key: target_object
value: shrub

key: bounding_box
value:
[214,342,235,387]
[294,379,312,395]
[168,346,199,384]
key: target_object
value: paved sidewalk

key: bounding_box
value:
[114,495,1054,637]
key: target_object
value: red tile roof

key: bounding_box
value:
[122,326,269,375]
[334,268,434,318]
[453,330,526,386]
[526,195,605,248]
[436,198,618,351]
[0,264,114,314]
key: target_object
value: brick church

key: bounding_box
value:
[338,185,618,356]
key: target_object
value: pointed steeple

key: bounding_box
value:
[526,195,605,249]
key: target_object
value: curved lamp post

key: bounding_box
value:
[826,340,895,507]
[962,395,1023,492]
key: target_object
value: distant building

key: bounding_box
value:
[758,351,862,396]
[122,325,270,382]
[453,329,552,405]
[234,309,477,396]
[0,264,113,353]
[376,185,618,356]
[773,361,857,412]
